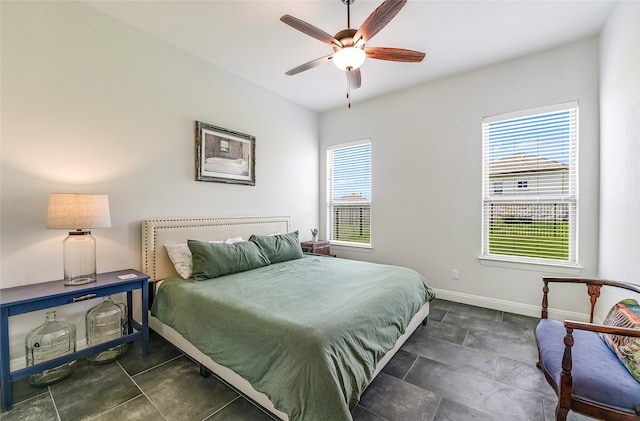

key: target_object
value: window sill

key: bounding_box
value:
[478,256,584,274]
[330,242,372,251]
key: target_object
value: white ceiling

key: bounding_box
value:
[83,0,614,112]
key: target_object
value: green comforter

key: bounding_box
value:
[151,255,435,420]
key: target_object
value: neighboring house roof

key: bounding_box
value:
[489,152,568,176]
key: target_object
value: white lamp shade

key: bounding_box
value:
[46,193,111,230]
[332,47,366,71]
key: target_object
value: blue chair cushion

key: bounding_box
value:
[536,318,640,412]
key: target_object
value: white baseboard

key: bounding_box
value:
[434,288,590,322]
[10,359,25,372]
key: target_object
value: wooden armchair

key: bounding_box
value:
[536,277,640,421]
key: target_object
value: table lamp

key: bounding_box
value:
[46,193,111,285]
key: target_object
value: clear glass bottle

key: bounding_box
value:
[25,311,76,385]
[86,296,127,363]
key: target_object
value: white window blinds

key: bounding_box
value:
[481,102,578,265]
[327,140,371,246]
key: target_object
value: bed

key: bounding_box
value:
[205,157,248,175]
[142,216,435,421]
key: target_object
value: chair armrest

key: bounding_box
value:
[564,320,640,338]
[544,277,640,292]
[541,277,640,322]
[559,321,640,390]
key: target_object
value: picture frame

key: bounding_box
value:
[195,121,255,185]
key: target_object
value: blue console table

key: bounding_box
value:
[0,269,149,411]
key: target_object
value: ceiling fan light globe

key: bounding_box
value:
[332,47,366,71]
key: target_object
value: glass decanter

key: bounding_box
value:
[25,311,77,385]
[86,296,127,363]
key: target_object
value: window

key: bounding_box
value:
[493,182,503,194]
[327,140,371,246]
[481,102,578,265]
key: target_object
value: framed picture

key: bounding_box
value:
[195,121,255,185]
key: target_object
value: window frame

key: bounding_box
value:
[480,102,579,267]
[326,139,372,248]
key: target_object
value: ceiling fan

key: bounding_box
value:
[280,0,426,107]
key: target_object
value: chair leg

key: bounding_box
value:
[555,404,568,421]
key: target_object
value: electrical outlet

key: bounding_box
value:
[451,269,459,280]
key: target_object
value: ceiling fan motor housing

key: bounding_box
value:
[333,29,360,51]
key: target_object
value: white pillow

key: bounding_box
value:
[164,237,244,279]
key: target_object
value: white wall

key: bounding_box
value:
[1,1,319,360]
[597,1,640,318]
[320,38,601,318]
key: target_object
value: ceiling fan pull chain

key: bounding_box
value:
[346,66,352,108]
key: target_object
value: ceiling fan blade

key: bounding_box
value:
[280,15,343,48]
[365,47,425,62]
[346,68,362,89]
[285,55,333,76]
[353,0,407,45]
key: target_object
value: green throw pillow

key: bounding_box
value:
[188,240,270,281]
[249,231,303,264]
[600,299,640,382]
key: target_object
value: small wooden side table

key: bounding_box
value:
[301,240,331,255]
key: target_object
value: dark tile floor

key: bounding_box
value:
[1,299,594,421]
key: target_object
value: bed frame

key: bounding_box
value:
[142,216,430,420]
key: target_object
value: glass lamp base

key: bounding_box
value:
[63,231,97,286]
